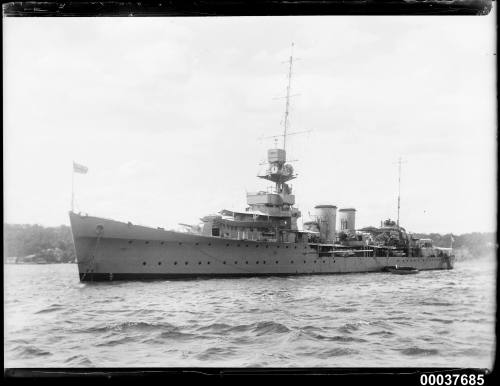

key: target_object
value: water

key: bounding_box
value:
[4,257,496,368]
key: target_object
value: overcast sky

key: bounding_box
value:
[3,10,496,235]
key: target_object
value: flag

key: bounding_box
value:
[73,162,88,174]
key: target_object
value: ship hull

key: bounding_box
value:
[69,212,455,282]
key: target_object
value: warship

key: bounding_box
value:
[69,47,455,282]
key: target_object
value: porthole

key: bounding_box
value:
[195,242,199,246]
[142,262,146,266]
[314,260,317,264]
[198,262,202,265]
[294,246,297,249]
[158,262,162,265]
[226,244,230,247]
[178,242,182,245]
[304,260,306,264]
[160,241,164,245]
[185,262,188,265]
[276,261,279,264]
[237,244,241,247]
[266,245,269,248]
[128,240,133,244]
[174,262,178,265]
[263,261,266,264]
[286,246,289,249]
[291,260,294,264]
[256,245,259,248]
[208,243,211,246]
[145,241,149,244]
[245,261,249,264]
[223,261,226,265]
[207,261,211,265]
[256,261,259,265]
[277,246,280,249]
[246,245,249,247]
[235,261,238,264]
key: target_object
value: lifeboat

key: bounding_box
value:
[387,266,419,275]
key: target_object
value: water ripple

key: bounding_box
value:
[4,261,496,368]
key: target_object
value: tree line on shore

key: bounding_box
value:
[3,223,497,263]
[4,224,76,263]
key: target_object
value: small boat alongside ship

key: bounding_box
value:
[384,266,420,275]
[69,46,455,282]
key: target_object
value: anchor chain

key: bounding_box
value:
[81,224,103,281]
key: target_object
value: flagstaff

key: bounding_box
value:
[71,161,88,213]
[71,162,75,212]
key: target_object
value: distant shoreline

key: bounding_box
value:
[4,223,496,265]
[4,262,77,265]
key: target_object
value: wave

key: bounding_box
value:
[429,318,454,324]
[95,336,136,347]
[64,354,94,366]
[10,345,51,358]
[398,347,439,356]
[158,330,204,340]
[298,329,367,343]
[34,304,65,314]
[419,300,454,307]
[367,330,395,337]
[335,307,358,313]
[252,321,290,336]
[196,321,290,336]
[338,321,369,334]
[196,322,233,332]
[315,347,358,358]
[80,321,178,333]
[195,346,238,360]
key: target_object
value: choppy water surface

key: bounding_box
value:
[4,257,496,368]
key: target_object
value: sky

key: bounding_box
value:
[3,11,497,235]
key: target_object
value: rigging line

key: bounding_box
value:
[283,42,294,152]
